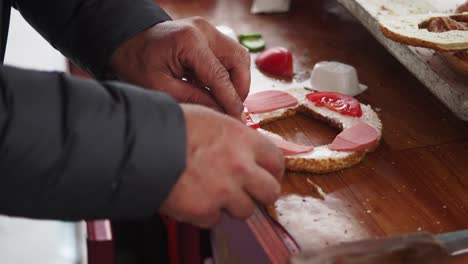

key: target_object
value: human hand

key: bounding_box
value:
[110,17,250,121]
[159,104,285,228]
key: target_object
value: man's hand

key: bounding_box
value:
[159,104,285,228]
[110,17,251,121]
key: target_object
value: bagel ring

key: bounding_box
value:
[245,87,382,173]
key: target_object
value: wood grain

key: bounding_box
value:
[158,0,468,261]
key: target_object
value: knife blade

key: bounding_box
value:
[436,229,468,256]
[290,230,468,264]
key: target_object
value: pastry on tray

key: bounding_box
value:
[379,9,468,77]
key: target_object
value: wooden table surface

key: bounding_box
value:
[158,0,468,261]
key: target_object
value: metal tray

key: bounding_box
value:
[337,0,468,120]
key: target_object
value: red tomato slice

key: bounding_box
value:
[255,47,293,79]
[306,92,362,117]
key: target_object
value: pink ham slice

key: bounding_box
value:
[264,135,314,156]
[329,122,378,151]
[244,90,298,114]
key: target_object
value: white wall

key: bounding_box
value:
[5,9,66,71]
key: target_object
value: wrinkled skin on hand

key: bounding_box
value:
[110,17,251,121]
[159,104,285,228]
[111,17,284,228]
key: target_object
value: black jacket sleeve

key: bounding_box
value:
[12,0,171,78]
[0,65,186,221]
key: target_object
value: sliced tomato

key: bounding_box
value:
[255,47,293,79]
[306,92,362,117]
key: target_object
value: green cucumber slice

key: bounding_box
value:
[239,34,266,52]
[238,33,263,41]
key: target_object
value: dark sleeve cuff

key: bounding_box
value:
[14,0,171,79]
[62,1,172,79]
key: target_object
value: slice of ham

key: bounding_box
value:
[264,135,314,156]
[329,122,379,151]
[244,90,298,114]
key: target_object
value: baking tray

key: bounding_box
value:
[337,0,468,120]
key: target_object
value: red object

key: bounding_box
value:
[246,209,300,263]
[306,92,363,117]
[244,90,298,114]
[162,217,201,264]
[255,47,293,79]
[329,122,378,151]
[86,220,115,264]
[87,220,113,241]
[263,135,314,155]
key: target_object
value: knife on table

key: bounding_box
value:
[290,229,468,264]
